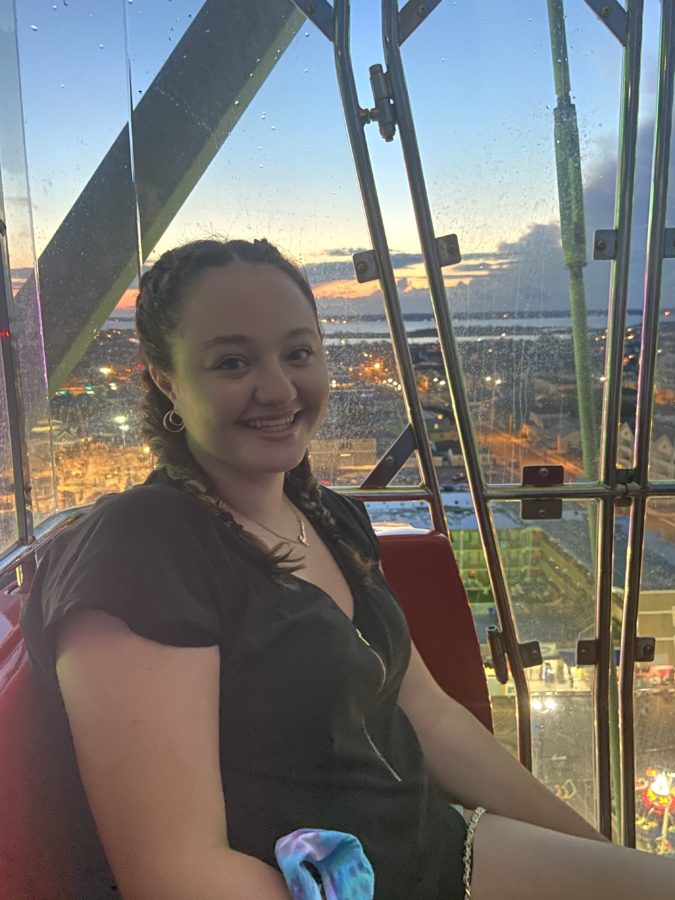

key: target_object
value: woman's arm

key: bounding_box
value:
[398,641,607,843]
[56,609,290,899]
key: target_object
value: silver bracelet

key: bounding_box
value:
[462,806,487,899]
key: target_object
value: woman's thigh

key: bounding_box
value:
[465,811,675,900]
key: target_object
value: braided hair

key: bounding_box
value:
[135,238,374,581]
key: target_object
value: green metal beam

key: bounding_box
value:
[40,0,303,394]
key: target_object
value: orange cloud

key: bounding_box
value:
[313,279,381,300]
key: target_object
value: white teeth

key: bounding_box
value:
[244,414,296,431]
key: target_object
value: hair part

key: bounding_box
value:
[135,238,374,582]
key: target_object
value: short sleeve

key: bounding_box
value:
[28,486,224,654]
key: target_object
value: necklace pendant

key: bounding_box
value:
[298,519,309,546]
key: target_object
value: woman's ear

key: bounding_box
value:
[148,365,176,404]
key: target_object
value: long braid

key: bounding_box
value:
[287,455,375,582]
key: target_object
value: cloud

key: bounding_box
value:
[321,246,366,257]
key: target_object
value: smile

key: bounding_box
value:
[241,412,300,432]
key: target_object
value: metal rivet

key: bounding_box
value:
[600,4,611,17]
[595,238,607,252]
[538,467,549,477]
[356,261,367,273]
[385,455,395,465]
[417,3,428,15]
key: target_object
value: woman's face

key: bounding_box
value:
[155,261,329,483]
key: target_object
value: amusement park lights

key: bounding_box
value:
[637,769,675,857]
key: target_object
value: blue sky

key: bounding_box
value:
[5,0,664,309]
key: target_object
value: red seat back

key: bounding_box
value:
[0,587,109,899]
[379,531,493,732]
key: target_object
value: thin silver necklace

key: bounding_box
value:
[227,501,308,547]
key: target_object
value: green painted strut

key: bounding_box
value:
[547,0,598,483]
[547,0,621,837]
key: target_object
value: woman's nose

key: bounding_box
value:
[253,362,298,406]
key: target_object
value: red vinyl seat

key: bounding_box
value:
[379,530,493,732]
[0,586,110,899]
[0,529,491,897]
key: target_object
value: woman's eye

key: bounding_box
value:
[216,357,247,371]
[289,346,314,362]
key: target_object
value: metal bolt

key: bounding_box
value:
[385,455,395,465]
[417,3,428,15]
[356,260,368,274]
[24,483,32,494]
[538,467,549,478]
[595,238,607,252]
[537,507,547,516]
[599,4,611,17]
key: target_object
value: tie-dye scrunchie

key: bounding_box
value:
[274,828,375,899]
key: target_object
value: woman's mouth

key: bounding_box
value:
[240,411,301,433]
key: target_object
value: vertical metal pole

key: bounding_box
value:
[592,0,644,841]
[620,0,675,849]
[331,0,447,533]
[381,2,532,765]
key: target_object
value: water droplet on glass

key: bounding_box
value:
[304,31,309,37]
[30,24,38,31]
[270,125,276,131]
[99,43,104,49]
[304,68,309,73]
[261,112,266,119]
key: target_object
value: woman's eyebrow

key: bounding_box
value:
[202,326,317,350]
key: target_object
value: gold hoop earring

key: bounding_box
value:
[162,409,185,433]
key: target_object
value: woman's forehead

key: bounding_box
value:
[176,262,318,343]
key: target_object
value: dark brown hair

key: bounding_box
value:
[135,238,373,581]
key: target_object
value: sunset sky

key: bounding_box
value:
[6,1,665,314]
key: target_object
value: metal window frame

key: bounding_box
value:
[293,0,675,844]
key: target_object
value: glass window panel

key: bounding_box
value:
[14,0,140,507]
[0,350,17,552]
[401,2,626,486]
[633,498,675,858]
[364,499,433,533]
[0,0,56,524]
[649,81,675,482]
[482,499,599,826]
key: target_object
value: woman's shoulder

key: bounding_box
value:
[46,478,219,569]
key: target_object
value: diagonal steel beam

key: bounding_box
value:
[40,0,302,393]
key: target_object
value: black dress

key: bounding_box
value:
[21,470,467,899]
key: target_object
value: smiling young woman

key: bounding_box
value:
[20,239,675,899]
